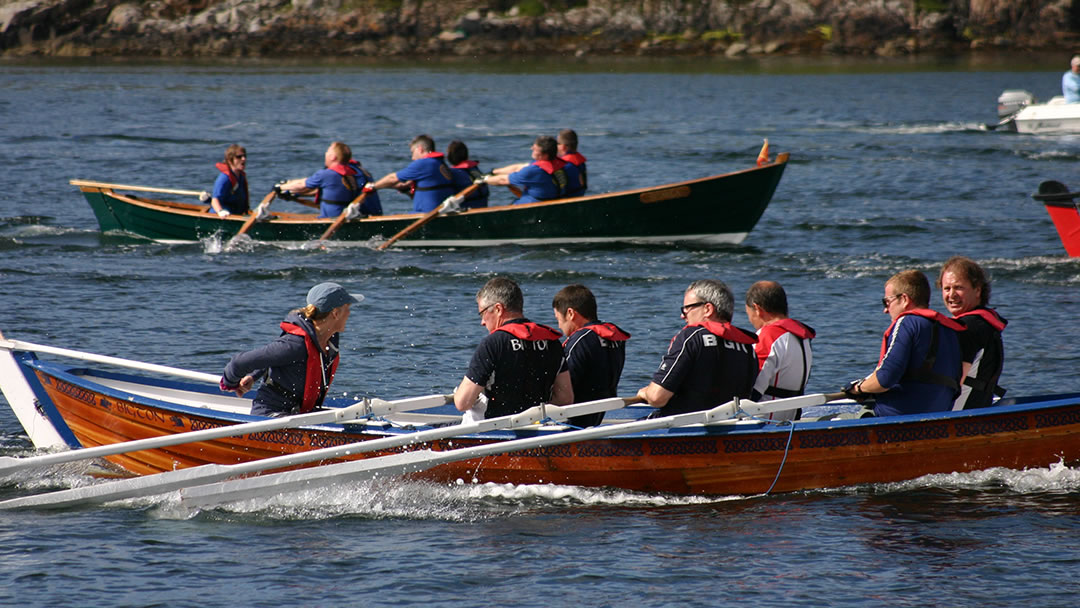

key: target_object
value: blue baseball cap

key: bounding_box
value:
[307,282,363,314]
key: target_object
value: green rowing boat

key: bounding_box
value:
[72,155,788,247]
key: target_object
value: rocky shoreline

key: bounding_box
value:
[2,0,1078,59]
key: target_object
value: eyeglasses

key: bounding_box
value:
[881,294,902,308]
[680,301,707,316]
[478,303,496,317]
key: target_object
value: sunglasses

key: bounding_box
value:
[680,301,707,316]
[881,294,902,308]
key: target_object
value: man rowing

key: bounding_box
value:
[637,279,758,416]
[938,256,1007,409]
[557,128,587,196]
[276,141,382,218]
[552,284,629,427]
[483,135,583,204]
[843,269,964,416]
[367,134,456,213]
[744,280,815,421]
[454,277,573,421]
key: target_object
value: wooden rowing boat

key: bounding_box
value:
[71,156,788,247]
[4,338,1080,503]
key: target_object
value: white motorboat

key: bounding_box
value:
[991,89,1080,134]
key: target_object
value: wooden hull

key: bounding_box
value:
[74,160,787,247]
[10,352,1080,496]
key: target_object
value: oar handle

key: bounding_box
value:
[70,179,208,198]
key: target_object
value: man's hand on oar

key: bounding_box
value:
[227,189,277,247]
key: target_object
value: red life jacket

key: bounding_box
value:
[691,320,758,345]
[327,163,359,177]
[563,321,630,346]
[452,160,479,170]
[215,162,249,207]
[878,309,965,363]
[279,321,339,413]
[495,320,562,341]
[533,158,567,174]
[756,318,815,398]
[422,151,445,160]
[954,308,1007,332]
[559,152,586,166]
[317,163,360,205]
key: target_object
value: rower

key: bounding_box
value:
[842,270,964,416]
[557,128,587,196]
[482,135,582,204]
[367,134,455,213]
[208,144,249,218]
[552,284,630,427]
[937,256,1007,410]
[276,141,382,218]
[744,280,815,421]
[637,279,758,416]
[453,277,573,421]
[220,282,361,417]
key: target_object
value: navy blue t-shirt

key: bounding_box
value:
[465,319,567,418]
[651,324,758,416]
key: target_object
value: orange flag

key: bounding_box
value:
[756,139,770,166]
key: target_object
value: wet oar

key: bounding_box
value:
[69,179,209,199]
[0,395,641,510]
[228,189,277,245]
[377,184,479,251]
[0,393,453,477]
[318,190,371,242]
[0,335,220,384]
[179,392,846,508]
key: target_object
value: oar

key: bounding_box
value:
[377,184,479,251]
[0,335,220,384]
[0,395,641,510]
[292,196,320,210]
[69,179,209,199]
[179,392,847,508]
[227,189,277,245]
[0,393,453,477]
[318,190,371,242]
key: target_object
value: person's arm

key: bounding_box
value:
[492,162,528,175]
[369,171,400,190]
[637,382,674,408]
[550,370,573,405]
[277,177,315,195]
[454,376,485,412]
[485,173,511,187]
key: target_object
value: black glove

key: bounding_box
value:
[842,380,873,403]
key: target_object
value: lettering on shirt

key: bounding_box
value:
[723,340,752,354]
[510,339,549,352]
[702,335,717,347]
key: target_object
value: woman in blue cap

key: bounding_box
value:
[220,282,362,416]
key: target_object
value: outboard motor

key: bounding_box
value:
[998,90,1035,117]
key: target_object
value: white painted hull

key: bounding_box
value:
[1012,97,1080,134]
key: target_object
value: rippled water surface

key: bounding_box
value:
[2,56,1079,607]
